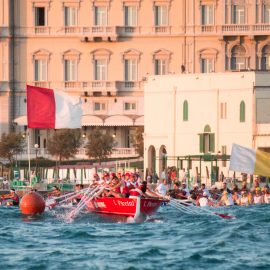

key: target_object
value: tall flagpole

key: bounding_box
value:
[27,129,31,187]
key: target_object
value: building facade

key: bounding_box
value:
[1,0,270,157]
[144,72,270,181]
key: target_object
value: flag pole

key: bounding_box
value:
[27,129,31,187]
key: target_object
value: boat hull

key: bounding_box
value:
[86,197,167,219]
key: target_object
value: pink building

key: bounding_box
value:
[1,0,270,157]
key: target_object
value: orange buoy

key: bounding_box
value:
[20,191,45,215]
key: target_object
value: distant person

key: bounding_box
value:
[3,178,9,190]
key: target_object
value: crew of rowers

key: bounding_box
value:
[90,172,161,199]
[167,179,270,207]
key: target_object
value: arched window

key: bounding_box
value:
[240,100,245,122]
[199,125,215,153]
[231,45,246,70]
[261,45,270,70]
[204,125,211,133]
[183,100,188,121]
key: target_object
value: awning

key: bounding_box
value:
[104,115,134,126]
[14,115,27,126]
[134,116,144,126]
[82,115,103,126]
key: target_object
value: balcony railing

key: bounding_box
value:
[83,81,117,95]
[17,147,138,160]
[116,81,143,92]
[13,23,270,37]
[152,26,171,34]
[32,81,51,88]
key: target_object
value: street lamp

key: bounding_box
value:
[34,144,39,175]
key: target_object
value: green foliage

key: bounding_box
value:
[85,127,115,164]
[47,129,82,163]
[131,126,144,157]
[0,132,25,164]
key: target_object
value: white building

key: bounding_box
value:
[144,72,270,181]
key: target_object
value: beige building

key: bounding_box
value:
[144,72,270,182]
[1,0,270,157]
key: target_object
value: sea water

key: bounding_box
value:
[0,204,270,270]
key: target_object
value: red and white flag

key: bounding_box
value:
[27,85,82,129]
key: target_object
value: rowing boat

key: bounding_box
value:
[86,196,168,222]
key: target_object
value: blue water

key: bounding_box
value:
[0,204,270,270]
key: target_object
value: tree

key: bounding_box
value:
[0,132,25,165]
[85,127,115,164]
[132,126,144,157]
[47,129,82,164]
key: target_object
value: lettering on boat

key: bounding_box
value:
[113,199,135,207]
[143,201,158,208]
[97,202,106,208]
[93,201,106,208]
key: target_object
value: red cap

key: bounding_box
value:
[125,173,130,177]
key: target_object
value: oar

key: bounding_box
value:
[169,200,200,215]
[68,186,105,219]
[46,187,93,209]
[170,198,236,219]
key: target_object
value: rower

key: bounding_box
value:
[48,186,61,197]
[1,189,20,206]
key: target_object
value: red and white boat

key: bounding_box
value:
[86,196,168,222]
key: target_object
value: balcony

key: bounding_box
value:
[152,26,171,34]
[32,81,51,88]
[17,147,138,160]
[196,24,270,36]
[82,26,118,41]
[116,26,141,35]
[116,81,143,92]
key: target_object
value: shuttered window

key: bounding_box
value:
[240,101,245,122]
[183,100,188,121]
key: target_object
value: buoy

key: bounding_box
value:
[20,191,45,215]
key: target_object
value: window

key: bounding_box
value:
[155,6,168,26]
[183,100,188,121]
[94,59,107,80]
[124,6,137,26]
[261,45,270,70]
[231,45,246,70]
[64,60,76,81]
[35,7,46,26]
[201,5,214,25]
[124,102,136,110]
[155,59,167,75]
[240,101,245,122]
[64,7,77,26]
[94,102,106,111]
[34,59,47,81]
[220,102,227,119]
[232,5,245,24]
[125,59,137,81]
[201,58,214,73]
[263,5,270,23]
[199,125,215,153]
[94,6,107,26]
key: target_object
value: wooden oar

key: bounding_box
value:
[170,198,236,219]
[68,186,104,220]
[46,187,92,209]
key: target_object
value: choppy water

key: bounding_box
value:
[1,204,270,270]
